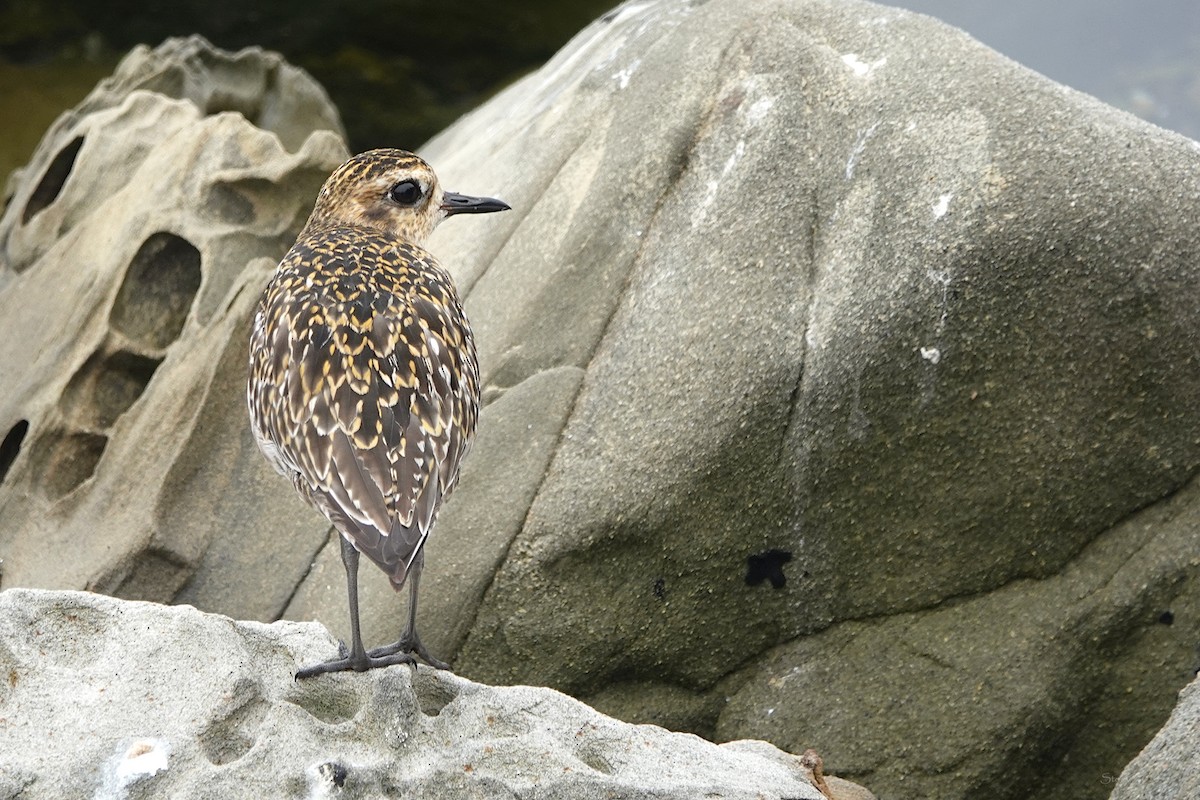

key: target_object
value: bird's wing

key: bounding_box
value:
[251,236,478,583]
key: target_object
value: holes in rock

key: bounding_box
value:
[22,136,85,224]
[0,420,29,485]
[575,742,617,775]
[204,183,257,225]
[412,674,459,718]
[61,350,162,429]
[204,175,286,227]
[745,549,793,590]
[197,692,268,766]
[34,431,107,500]
[110,232,202,350]
[288,680,364,725]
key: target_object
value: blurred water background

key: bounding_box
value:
[1,0,1197,179]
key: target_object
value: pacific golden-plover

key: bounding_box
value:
[247,148,509,678]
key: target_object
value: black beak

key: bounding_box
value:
[441,191,511,216]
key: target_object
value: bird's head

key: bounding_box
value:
[302,148,509,245]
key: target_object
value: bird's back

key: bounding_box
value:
[248,225,479,587]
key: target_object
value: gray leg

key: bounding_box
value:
[367,551,449,670]
[295,535,417,678]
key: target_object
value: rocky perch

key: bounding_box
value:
[1,0,1200,798]
[0,589,867,800]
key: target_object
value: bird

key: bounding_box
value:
[246,148,509,678]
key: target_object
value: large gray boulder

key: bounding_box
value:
[1,4,1199,800]
[0,588,856,800]
[415,1,1200,797]
[418,1,1196,797]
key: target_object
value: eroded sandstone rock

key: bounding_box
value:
[0,36,348,619]
[0,588,845,800]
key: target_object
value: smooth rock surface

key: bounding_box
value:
[717,475,1200,799]
[0,588,845,800]
[419,2,1200,798]
[433,0,1200,681]
[1109,674,1200,800]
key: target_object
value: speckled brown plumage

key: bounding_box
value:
[247,148,509,677]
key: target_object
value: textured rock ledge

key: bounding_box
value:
[0,588,869,800]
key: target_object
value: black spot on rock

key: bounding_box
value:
[745,549,793,589]
[653,577,665,600]
[318,761,348,788]
[1158,610,1175,626]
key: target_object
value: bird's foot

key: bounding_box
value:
[367,633,449,670]
[295,649,417,680]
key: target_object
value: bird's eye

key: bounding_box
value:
[388,179,423,206]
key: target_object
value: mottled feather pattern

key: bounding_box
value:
[249,226,478,585]
[248,149,507,676]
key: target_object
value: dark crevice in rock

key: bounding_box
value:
[21,136,84,226]
[61,349,162,430]
[780,359,806,454]
[258,63,282,129]
[34,430,107,500]
[575,742,617,774]
[221,281,251,317]
[110,231,202,350]
[0,420,29,485]
[457,205,520,303]
[779,188,821,457]
[204,92,263,121]
[274,526,335,622]
[112,546,192,603]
